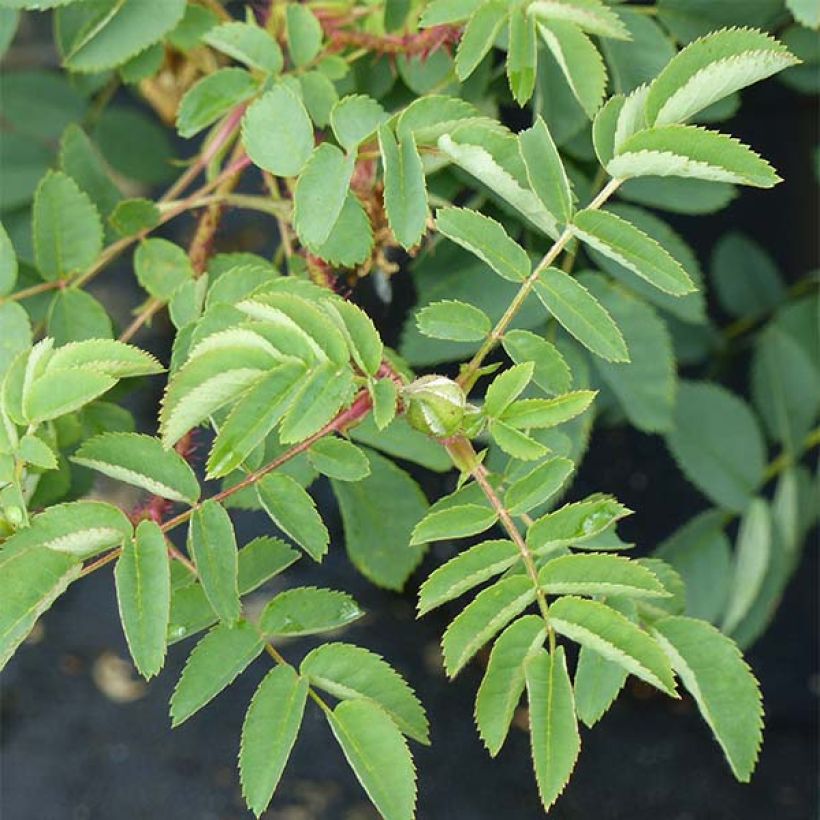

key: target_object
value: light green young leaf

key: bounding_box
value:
[442,576,536,677]
[242,86,314,177]
[115,521,170,680]
[608,125,782,188]
[379,125,429,250]
[25,368,116,424]
[2,500,131,558]
[525,647,581,811]
[47,339,163,378]
[260,586,362,637]
[505,456,574,515]
[188,500,240,624]
[177,67,257,138]
[18,433,57,470]
[645,28,798,127]
[500,391,596,430]
[256,473,329,561]
[489,419,549,461]
[435,206,531,282]
[529,0,629,39]
[539,553,669,598]
[507,6,537,104]
[536,18,607,117]
[322,298,383,376]
[410,503,498,546]
[418,539,519,615]
[722,499,771,634]
[548,596,677,694]
[592,94,624,167]
[301,642,430,743]
[308,437,370,481]
[416,300,490,341]
[134,238,194,300]
[331,95,388,150]
[73,432,199,503]
[33,170,102,280]
[455,0,508,81]
[502,330,571,395]
[203,21,283,73]
[170,621,263,726]
[485,361,534,417]
[572,209,694,295]
[533,267,628,361]
[666,382,766,512]
[371,378,398,430]
[476,615,545,755]
[239,665,308,818]
[326,699,417,820]
[286,3,322,67]
[518,116,573,224]
[652,616,762,781]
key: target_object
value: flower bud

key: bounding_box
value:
[403,375,466,437]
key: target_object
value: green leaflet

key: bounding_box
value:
[33,170,102,280]
[203,21,283,73]
[505,456,575,515]
[0,221,18,296]
[418,539,519,615]
[538,553,669,598]
[653,616,763,782]
[500,391,596,430]
[279,362,354,443]
[645,28,798,127]
[47,339,161,378]
[169,620,263,726]
[62,0,187,73]
[301,642,430,743]
[572,209,694,296]
[518,116,573,225]
[59,123,121,219]
[420,0,483,26]
[410,504,499,546]
[456,1,507,81]
[485,362,534,417]
[350,415,451,472]
[0,541,80,671]
[18,433,57,470]
[574,643,627,728]
[47,289,113,344]
[177,68,258,138]
[242,86,314,177]
[310,191,374,266]
[489,419,549,460]
[188,500,240,624]
[528,0,629,39]
[666,381,766,513]
[322,298,383,376]
[535,18,607,117]
[1,500,131,558]
[442,576,536,677]
[331,95,388,150]
[134,238,194,300]
[379,125,429,250]
[435,206,531,283]
[370,378,398,430]
[207,362,306,478]
[307,437,370,481]
[502,330,571,395]
[475,615,545,755]
[326,699,417,820]
[526,496,632,553]
[115,521,170,680]
[548,596,677,695]
[24,368,115,424]
[507,6,537,105]
[608,125,781,188]
[73,432,200,503]
[533,267,629,362]
[239,665,308,818]
[259,586,363,637]
[722,499,771,635]
[285,3,322,67]
[525,647,581,811]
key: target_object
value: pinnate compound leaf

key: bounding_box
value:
[203,21,283,73]
[442,576,536,677]
[240,665,308,817]
[0,542,80,671]
[326,699,417,820]
[476,615,545,755]
[548,596,677,695]
[410,504,498,546]
[301,642,429,743]
[608,125,781,189]
[518,116,573,224]
[525,647,581,812]
[170,621,263,726]
[73,433,199,504]
[188,500,240,624]
[177,67,257,138]
[331,95,388,150]
[666,381,766,512]
[256,473,329,561]
[260,587,362,637]
[456,1,507,81]
[533,267,628,362]
[572,209,694,295]
[33,170,102,280]
[242,86,314,177]
[435,206,531,282]
[418,539,519,615]
[652,616,763,781]
[645,28,798,127]
[379,125,429,249]
[539,553,669,598]
[0,500,131,558]
[115,521,170,680]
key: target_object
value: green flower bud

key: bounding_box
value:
[403,375,466,438]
